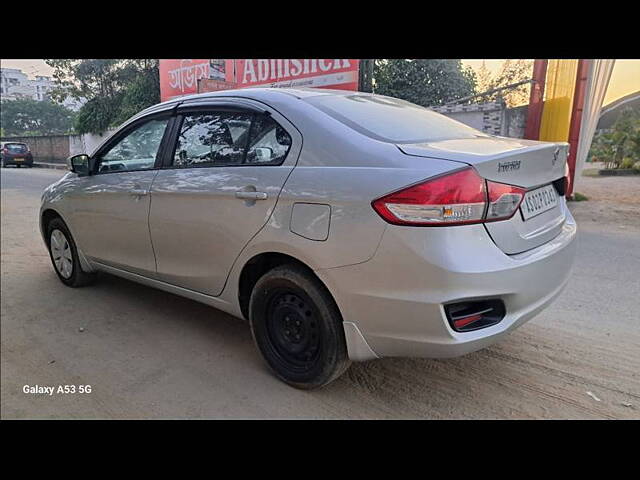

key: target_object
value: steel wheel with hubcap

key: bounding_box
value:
[46,216,96,288]
[50,229,73,279]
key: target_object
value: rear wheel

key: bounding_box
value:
[249,264,350,389]
[46,217,96,287]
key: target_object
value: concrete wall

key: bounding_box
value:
[69,129,118,157]
[2,128,118,163]
[504,105,528,138]
[433,101,528,139]
[0,135,70,162]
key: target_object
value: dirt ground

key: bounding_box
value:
[1,168,639,419]
[571,173,640,229]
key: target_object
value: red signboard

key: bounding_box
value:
[231,59,359,91]
[198,78,238,93]
[160,59,359,102]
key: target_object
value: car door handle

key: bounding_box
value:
[235,191,268,200]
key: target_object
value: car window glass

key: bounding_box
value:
[245,114,292,165]
[306,94,488,144]
[99,118,169,173]
[174,112,252,168]
[6,143,28,153]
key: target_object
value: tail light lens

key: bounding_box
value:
[372,167,525,226]
[485,181,526,221]
[564,162,571,195]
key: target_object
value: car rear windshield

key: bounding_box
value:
[305,94,488,144]
[5,143,28,153]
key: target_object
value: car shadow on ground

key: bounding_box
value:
[75,271,511,417]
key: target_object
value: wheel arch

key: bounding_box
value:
[40,208,95,273]
[237,251,334,322]
[40,208,64,243]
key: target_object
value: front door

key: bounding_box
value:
[70,116,171,276]
[148,106,300,296]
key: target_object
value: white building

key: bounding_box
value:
[0,67,85,111]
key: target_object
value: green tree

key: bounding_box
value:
[589,107,640,168]
[0,98,76,136]
[372,59,477,107]
[475,60,533,107]
[44,59,160,134]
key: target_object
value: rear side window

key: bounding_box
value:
[174,112,252,168]
[246,114,292,165]
[172,111,291,168]
[305,94,488,144]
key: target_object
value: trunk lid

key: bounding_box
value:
[398,136,570,254]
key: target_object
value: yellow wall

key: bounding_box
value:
[539,60,579,142]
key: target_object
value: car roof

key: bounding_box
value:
[128,88,380,132]
[144,87,373,113]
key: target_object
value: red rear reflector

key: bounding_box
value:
[453,314,483,329]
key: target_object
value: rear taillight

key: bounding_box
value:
[485,181,526,222]
[564,162,571,195]
[372,167,525,226]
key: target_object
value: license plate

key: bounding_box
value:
[15,158,24,162]
[520,184,558,221]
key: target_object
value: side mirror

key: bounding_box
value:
[68,154,93,176]
[254,147,273,162]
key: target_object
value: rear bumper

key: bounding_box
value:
[317,203,577,361]
[2,156,33,166]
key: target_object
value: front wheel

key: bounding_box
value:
[46,217,96,287]
[249,264,351,389]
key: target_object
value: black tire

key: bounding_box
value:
[16,164,21,168]
[249,264,351,389]
[46,217,97,287]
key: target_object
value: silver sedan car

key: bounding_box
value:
[40,88,577,388]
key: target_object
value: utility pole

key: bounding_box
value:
[359,59,374,93]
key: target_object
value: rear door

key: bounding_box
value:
[148,100,301,296]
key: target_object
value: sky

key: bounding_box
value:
[2,59,639,106]
[461,59,640,105]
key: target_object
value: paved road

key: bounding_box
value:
[1,168,639,419]
[0,166,67,194]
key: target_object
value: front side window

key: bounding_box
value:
[98,118,169,173]
[172,111,292,168]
